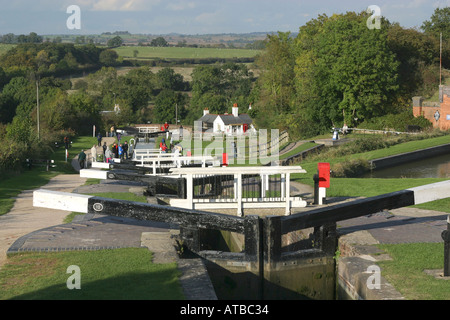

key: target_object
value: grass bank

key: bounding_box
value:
[377,243,450,300]
[293,133,450,185]
[0,248,184,300]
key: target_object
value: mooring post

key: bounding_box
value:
[244,215,264,299]
[264,215,282,265]
[442,215,450,277]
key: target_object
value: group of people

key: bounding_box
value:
[77,129,130,168]
[110,141,129,161]
[102,141,129,163]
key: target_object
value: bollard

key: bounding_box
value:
[313,173,320,205]
[222,153,228,167]
[442,215,450,277]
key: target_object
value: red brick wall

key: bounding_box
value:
[440,94,450,131]
[412,91,450,131]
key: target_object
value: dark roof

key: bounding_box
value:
[218,114,252,125]
[198,113,252,125]
[198,114,218,123]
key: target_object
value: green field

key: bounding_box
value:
[113,46,261,60]
[0,43,261,61]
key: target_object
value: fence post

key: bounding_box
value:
[236,173,242,216]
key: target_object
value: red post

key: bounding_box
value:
[222,153,228,166]
[318,162,330,188]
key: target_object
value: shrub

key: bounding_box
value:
[358,111,433,132]
[331,158,372,178]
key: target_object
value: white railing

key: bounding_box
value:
[169,166,307,216]
[137,127,159,134]
[131,150,218,173]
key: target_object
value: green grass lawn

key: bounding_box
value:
[377,243,450,300]
[411,197,450,213]
[0,175,183,301]
[0,248,184,300]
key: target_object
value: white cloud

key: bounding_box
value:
[194,11,221,24]
[166,1,196,11]
[85,0,160,11]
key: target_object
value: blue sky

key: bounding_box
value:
[0,0,448,35]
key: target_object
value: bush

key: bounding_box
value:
[358,111,433,132]
[331,158,372,178]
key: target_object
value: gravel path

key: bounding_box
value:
[0,174,87,269]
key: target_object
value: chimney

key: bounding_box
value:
[232,103,238,117]
[203,108,209,116]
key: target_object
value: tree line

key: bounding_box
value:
[250,8,450,138]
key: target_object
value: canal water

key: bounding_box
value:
[362,153,450,179]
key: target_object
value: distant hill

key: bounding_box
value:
[41,32,286,48]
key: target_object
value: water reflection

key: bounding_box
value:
[362,153,450,179]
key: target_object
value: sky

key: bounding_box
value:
[0,0,448,35]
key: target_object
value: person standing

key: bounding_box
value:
[102,142,107,161]
[78,150,86,169]
[105,147,113,163]
[123,141,129,160]
[97,132,102,146]
[118,144,124,160]
[91,145,97,163]
[112,143,118,159]
[64,136,70,149]
[160,138,167,153]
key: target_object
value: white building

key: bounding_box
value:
[198,104,255,135]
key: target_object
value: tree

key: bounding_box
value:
[422,7,450,40]
[151,37,169,47]
[154,89,187,124]
[107,36,123,48]
[0,94,16,124]
[252,12,402,138]
[252,32,297,132]
[114,67,155,112]
[99,49,119,66]
[387,23,441,98]
[156,67,186,91]
[421,7,450,68]
[187,63,254,123]
[309,12,399,125]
